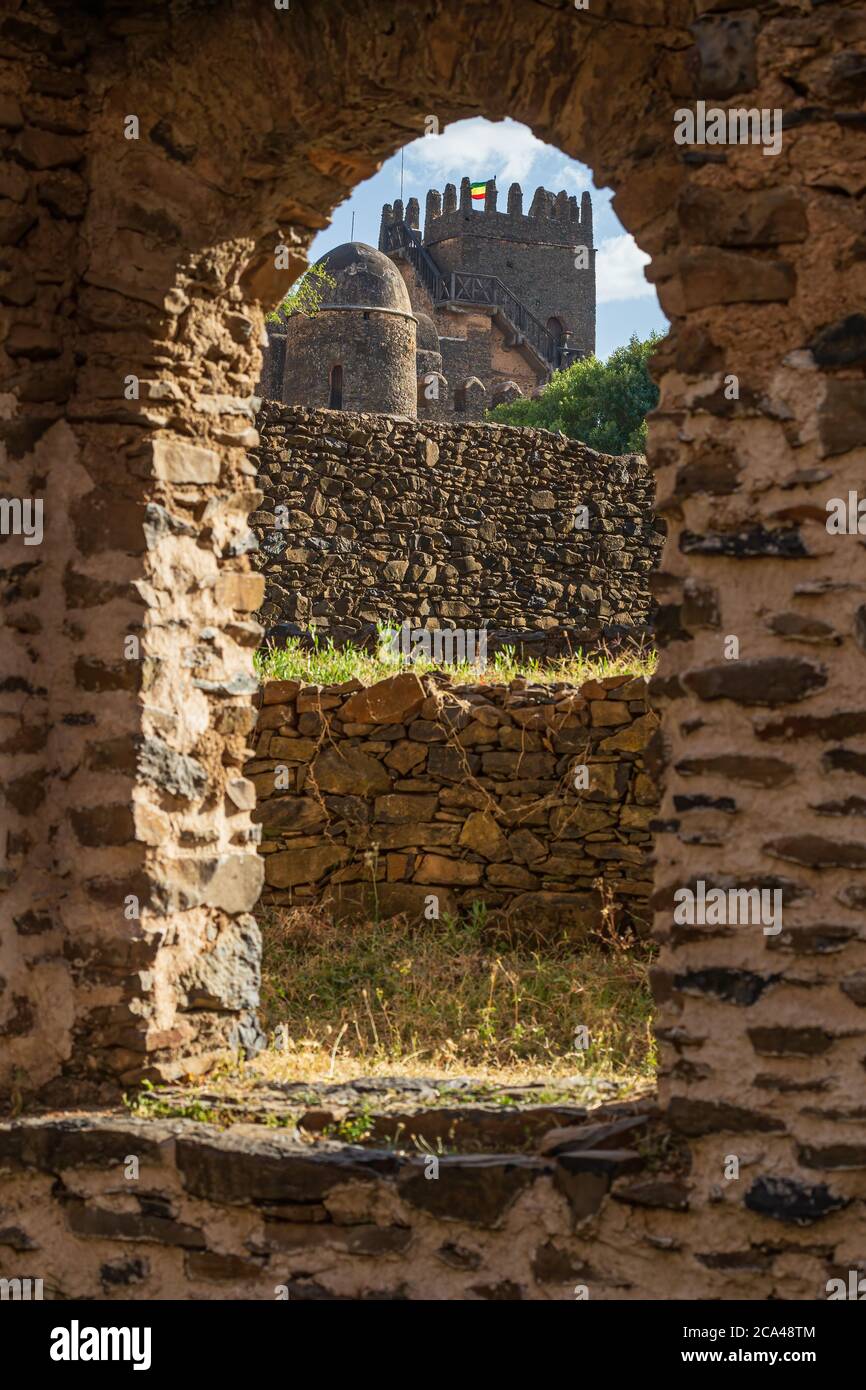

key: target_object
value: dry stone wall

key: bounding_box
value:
[250,402,663,647]
[249,671,657,931]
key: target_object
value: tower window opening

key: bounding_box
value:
[329,364,343,409]
[547,317,564,368]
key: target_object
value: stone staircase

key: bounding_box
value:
[381,218,558,376]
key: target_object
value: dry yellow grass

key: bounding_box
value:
[255,904,656,1092]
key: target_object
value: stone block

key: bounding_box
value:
[216,573,266,610]
[181,915,261,1011]
[340,673,426,725]
[265,844,349,888]
[311,745,391,796]
[506,891,603,935]
[398,1155,548,1227]
[414,854,483,886]
[458,812,510,861]
[150,438,220,483]
[374,793,439,822]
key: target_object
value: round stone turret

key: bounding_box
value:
[414,310,445,413]
[280,242,418,416]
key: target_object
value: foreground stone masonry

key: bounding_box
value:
[0,1103,668,1301]
[251,402,662,645]
[1,0,865,1299]
[0,1090,858,1300]
[250,671,657,931]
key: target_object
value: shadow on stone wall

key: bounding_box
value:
[250,403,663,647]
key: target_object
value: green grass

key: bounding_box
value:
[124,1079,221,1124]
[255,903,656,1089]
[255,627,656,689]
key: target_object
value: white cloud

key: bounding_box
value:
[399,118,653,308]
[554,163,592,193]
[401,117,594,205]
[403,117,549,188]
[596,234,654,303]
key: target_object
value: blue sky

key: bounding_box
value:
[307,117,667,362]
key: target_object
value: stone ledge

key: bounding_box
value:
[0,1094,682,1297]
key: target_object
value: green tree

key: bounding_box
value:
[486,332,663,455]
[266,260,337,324]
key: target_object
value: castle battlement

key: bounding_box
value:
[374,172,596,383]
[379,177,592,250]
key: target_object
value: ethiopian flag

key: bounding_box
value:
[470,181,489,202]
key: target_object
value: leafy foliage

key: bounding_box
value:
[485,332,663,455]
[266,260,337,324]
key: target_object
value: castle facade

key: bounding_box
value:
[257,177,596,421]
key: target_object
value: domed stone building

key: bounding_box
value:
[261,242,418,417]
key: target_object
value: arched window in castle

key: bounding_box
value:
[454,377,485,416]
[328,364,343,409]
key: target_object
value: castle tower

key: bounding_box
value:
[275,242,418,417]
[416,177,595,359]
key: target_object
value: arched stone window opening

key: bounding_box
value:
[546,316,564,368]
[2,2,852,1309]
[328,364,343,409]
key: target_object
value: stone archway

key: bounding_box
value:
[2,0,864,1296]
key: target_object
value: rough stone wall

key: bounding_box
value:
[0,4,89,1105]
[433,307,541,418]
[249,671,656,932]
[642,13,866,1290]
[251,402,662,641]
[1,0,865,1303]
[1,0,271,1103]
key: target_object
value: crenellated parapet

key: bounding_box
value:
[416,176,593,248]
